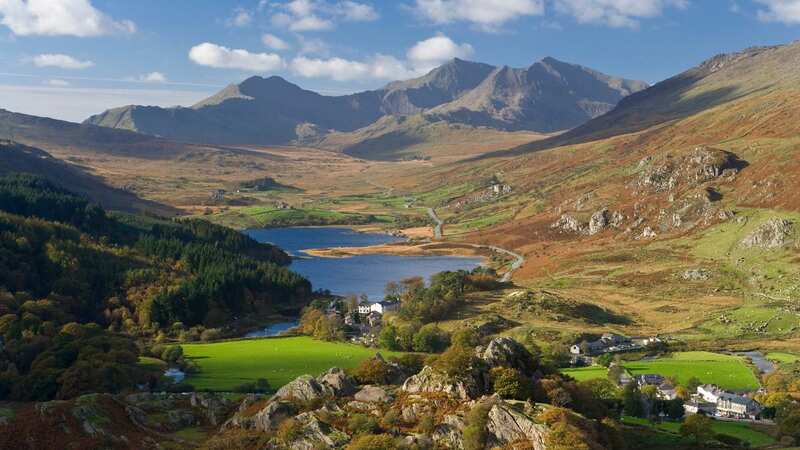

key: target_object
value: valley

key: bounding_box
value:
[1,23,800,450]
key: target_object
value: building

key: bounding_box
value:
[210,189,226,201]
[635,374,666,388]
[357,301,372,315]
[716,393,762,419]
[570,333,632,355]
[697,384,724,403]
[657,382,677,400]
[370,301,399,314]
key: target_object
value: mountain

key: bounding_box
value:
[84,57,647,146]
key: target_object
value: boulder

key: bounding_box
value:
[432,414,465,449]
[354,385,392,404]
[588,208,609,235]
[477,337,535,374]
[223,400,296,431]
[317,367,357,397]
[551,214,584,233]
[402,366,479,400]
[741,219,794,249]
[681,269,711,281]
[285,412,343,450]
[485,403,547,449]
[274,375,328,402]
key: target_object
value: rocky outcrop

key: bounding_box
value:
[477,337,536,374]
[635,147,744,195]
[588,208,609,235]
[223,400,296,431]
[741,219,794,249]
[402,366,480,400]
[551,214,584,234]
[486,403,547,449]
[354,385,392,404]
[285,412,346,450]
[273,367,357,402]
[682,268,711,281]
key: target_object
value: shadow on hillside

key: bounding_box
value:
[472,72,769,160]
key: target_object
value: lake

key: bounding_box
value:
[246,227,483,301]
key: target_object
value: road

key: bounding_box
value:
[427,208,524,282]
[427,207,443,239]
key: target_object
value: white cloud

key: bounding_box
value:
[31,53,94,70]
[297,35,330,56]
[0,0,135,37]
[226,7,253,27]
[553,0,689,28]
[136,72,168,83]
[189,42,285,72]
[291,56,370,81]
[412,0,543,30]
[756,0,800,23]
[336,1,379,20]
[270,0,378,31]
[289,33,471,81]
[44,79,70,87]
[407,34,474,71]
[262,33,291,50]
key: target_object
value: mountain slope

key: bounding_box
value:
[0,140,178,215]
[84,58,647,146]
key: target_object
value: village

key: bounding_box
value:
[569,333,769,423]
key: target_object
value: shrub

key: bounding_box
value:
[345,434,399,450]
[200,328,223,342]
[463,400,494,450]
[451,328,480,348]
[277,418,304,444]
[412,324,450,353]
[680,414,714,444]
[350,357,394,385]
[347,413,380,435]
[161,346,184,364]
[389,353,426,375]
[434,344,478,377]
[491,367,533,400]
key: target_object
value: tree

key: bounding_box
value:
[623,382,644,418]
[665,398,685,420]
[680,414,714,445]
[378,324,399,350]
[685,376,702,393]
[607,364,625,385]
[451,327,480,348]
[434,344,477,377]
[463,400,492,450]
[491,367,533,400]
[412,324,450,353]
[350,358,394,385]
[596,353,614,367]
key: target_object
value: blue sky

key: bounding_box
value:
[1,0,799,122]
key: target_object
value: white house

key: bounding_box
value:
[357,302,372,315]
[697,384,723,403]
[370,301,399,314]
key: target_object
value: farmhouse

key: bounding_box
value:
[570,333,632,355]
[716,393,762,419]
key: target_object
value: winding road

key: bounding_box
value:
[427,208,524,283]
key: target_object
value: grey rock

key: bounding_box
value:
[402,366,479,400]
[477,337,535,374]
[682,269,711,281]
[588,208,609,235]
[485,403,547,449]
[551,214,584,233]
[354,385,392,403]
[317,367,357,397]
[741,219,794,249]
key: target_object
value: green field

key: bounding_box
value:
[561,366,609,382]
[622,416,776,447]
[766,352,799,364]
[625,352,759,391]
[561,352,760,391]
[182,336,403,391]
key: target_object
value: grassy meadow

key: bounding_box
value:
[561,352,760,391]
[182,336,403,391]
[622,416,776,447]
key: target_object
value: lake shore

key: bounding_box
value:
[302,241,492,259]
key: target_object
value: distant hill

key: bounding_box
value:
[0,140,178,215]
[84,58,647,146]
